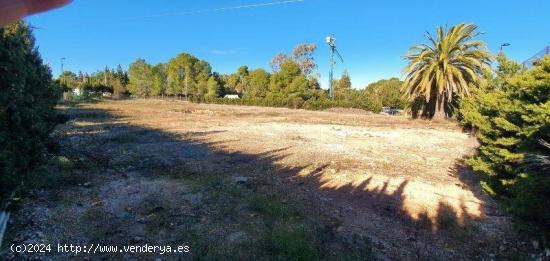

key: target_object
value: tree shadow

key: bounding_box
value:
[5,103,517,260]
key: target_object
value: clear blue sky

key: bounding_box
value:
[27,0,550,89]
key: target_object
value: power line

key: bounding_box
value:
[135,0,305,19]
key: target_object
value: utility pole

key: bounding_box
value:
[328,44,334,99]
[326,35,344,100]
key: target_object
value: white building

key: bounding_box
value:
[73,87,83,96]
[224,94,240,99]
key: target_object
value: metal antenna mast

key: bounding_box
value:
[326,35,344,100]
[60,57,66,74]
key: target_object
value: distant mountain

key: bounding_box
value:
[523,45,550,68]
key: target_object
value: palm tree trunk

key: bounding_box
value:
[432,96,446,120]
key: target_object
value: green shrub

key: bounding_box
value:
[0,22,61,200]
[460,55,550,237]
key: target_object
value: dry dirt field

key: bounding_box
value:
[3,99,530,260]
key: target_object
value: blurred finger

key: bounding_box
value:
[0,0,71,27]
[24,0,71,15]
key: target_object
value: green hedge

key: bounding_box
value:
[0,22,61,200]
[189,95,372,111]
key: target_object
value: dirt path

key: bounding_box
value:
[2,99,530,260]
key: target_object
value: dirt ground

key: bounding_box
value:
[2,99,534,260]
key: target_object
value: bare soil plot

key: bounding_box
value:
[2,99,530,260]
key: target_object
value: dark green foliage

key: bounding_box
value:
[245,68,270,99]
[57,65,129,98]
[460,55,550,237]
[363,78,406,112]
[165,52,212,98]
[0,21,61,200]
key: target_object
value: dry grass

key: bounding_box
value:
[3,99,525,260]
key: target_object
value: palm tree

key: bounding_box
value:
[402,23,491,119]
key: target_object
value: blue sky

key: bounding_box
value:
[27,0,550,89]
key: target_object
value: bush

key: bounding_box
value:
[0,22,61,200]
[460,55,550,237]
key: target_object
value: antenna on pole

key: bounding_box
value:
[326,35,344,100]
[60,57,66,74]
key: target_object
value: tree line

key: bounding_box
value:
[58,65,129,95]
[59,44,406,112]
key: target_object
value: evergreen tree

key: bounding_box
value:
[460,55,550,236]
[246,68,270,98]
[0,21,61,198]
[206,76,221,98]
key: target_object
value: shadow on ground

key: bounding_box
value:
[2,103,524,260]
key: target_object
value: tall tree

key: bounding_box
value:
[58,71,78,90]
[269,60,302,94]
[402,23,491,119]
[1,21,61,198]
[151,63,167,97]
[334,70,352,100]
[270,52,290,72]
[292,43,317,77]
[363,78,406,110]
[127,58,153,97]
[206,76,221,98]
[166,52,211,98]
[246,68,270,98]
[235,65,249,94]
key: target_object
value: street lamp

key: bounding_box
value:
[500,43,510,53]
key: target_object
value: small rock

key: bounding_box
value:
[82,182,92,187]
[545,248,550,257]
[232,176,250,184]
[35,231,45,240]
[130,236,145,244]
[320,197,332,202]
[228,231,246,243]
[499,245,506,252]
[532,240,540,250]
